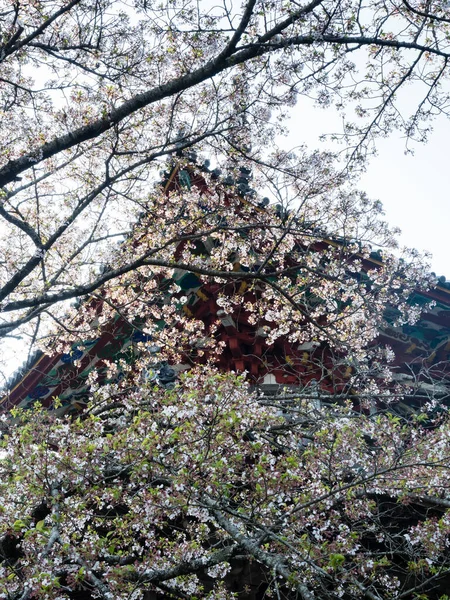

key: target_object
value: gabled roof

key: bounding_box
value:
[2,162,450,414]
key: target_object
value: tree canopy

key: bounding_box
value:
[1,162,449,598]
[2,364,450,600]
[1,0,450,362]
[1,1,450,599]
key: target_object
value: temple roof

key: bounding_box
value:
[2,162,449,414]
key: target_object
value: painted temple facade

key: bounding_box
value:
[2,164,450,414]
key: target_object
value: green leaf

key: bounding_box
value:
[36,519,46,531]
[329,553,345,569]
[13,519,26,532]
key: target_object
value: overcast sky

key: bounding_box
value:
[284,99,450,279]
[360,126,450,279]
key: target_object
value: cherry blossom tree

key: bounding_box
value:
[1,0,450,366]
[1,366,450,600]
[0,2,450,599]
[0,159,447,599]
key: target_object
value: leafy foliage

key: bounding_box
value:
[1,371,450,599]
[0,1,450,598]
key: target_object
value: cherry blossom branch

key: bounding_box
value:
[1,5,448,188]
[131,544,239,584]
[1,0,83,60]
[203,496,315,600]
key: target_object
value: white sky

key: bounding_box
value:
[360,129,450,278]
[284,99,450,278]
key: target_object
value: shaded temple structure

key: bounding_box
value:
[2,163,450,414]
